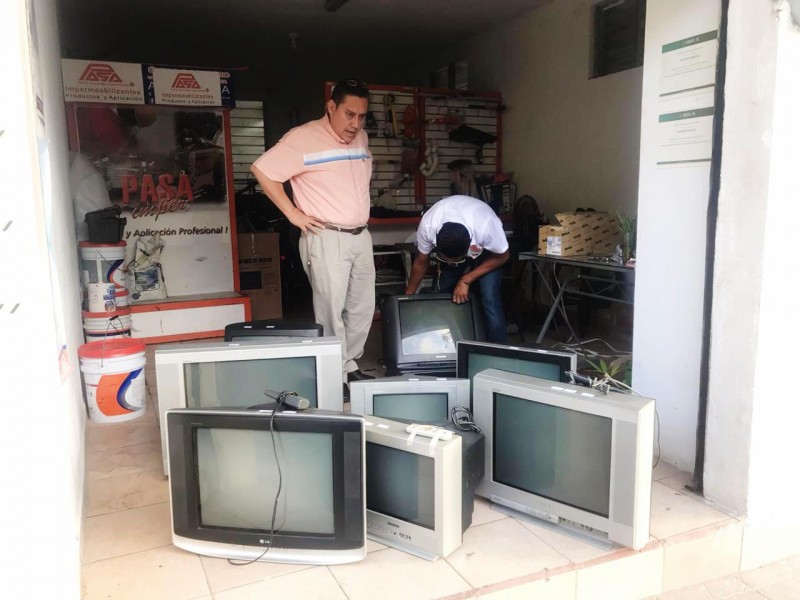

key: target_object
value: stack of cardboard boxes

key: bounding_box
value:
[538,211,621,257]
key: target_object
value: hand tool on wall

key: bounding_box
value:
[383,94,398,138]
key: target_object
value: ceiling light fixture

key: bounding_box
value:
[324,0,350,13]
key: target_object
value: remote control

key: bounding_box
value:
[405,424,453,440]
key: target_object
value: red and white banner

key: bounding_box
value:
[61,59,145,105]
[150,68,222,107]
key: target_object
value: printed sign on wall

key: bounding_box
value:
[62,59,146,105]
[70,105,234,295]
[148,67,233,107]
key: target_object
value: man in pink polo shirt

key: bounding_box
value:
[250,79,375,387]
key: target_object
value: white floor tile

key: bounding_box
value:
[446,517,572,588]
[82,544,209,600]
[213,566,347,599]
[200,554,315,593]
[650,482,730,539]
[329,547,471,599]
[85,468,168,516]
[83,501,172,563]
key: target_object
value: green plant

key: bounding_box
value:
[585,355,632,387]
[616,209,637,262]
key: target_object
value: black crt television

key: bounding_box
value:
[456,341,578,408]
[224,319,324,342]
[166,408,366,565]
[381,293,486,377]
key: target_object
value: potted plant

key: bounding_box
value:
[616,210,637,264]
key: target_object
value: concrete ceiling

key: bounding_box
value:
[56,0,553,68]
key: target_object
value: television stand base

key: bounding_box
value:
[489,502,614,551]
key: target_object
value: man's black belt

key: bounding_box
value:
[323,223,368,235]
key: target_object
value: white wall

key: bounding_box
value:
[702,0,776,516]
[403,0,643,221]
[705,1,800,564]
[632,0,721,472]
[1,0,85,596]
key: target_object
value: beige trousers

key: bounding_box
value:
[299,228,376,381]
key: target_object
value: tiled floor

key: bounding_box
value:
[80,317,800,599]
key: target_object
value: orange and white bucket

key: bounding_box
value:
[114,288,130,308]
[82,308,132,342]
[79,241,127,290]
[78,339,147,423]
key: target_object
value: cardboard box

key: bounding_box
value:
[237,233,282,319]
[538,212,621,256]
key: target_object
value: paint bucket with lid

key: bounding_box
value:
[78,339,147,423]
[80,241,127,290]
[82,308,132,342]
[87,282,116,312]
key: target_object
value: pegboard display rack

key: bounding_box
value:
[325,83,502,211]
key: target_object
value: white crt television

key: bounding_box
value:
[167,408,366,565]
[349,375,470,424]
[155,338,343,475]
[472,369,655,550]
[364,416,462,560]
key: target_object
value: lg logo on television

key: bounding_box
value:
[171,73,202,90]
[79,63,123,84]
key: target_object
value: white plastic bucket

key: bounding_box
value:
[115,288,130,308]
[78,339,147,423]
[80,241,127,290]
[82,308,132,342]
[87,282,116,312]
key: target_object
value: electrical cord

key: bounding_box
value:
[228,391,295,566]
[450,406,481,434]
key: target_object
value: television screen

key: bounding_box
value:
[457,341,578,406]
[168,408,366,565]
[373,392,449,423]
[398,297,475,355]
[473,369,654,550]
[198,428,334,533]
[366,442,435,529]
[348,376,470,425]
[493,392,612,517]
[184,356,317,408]
[468,352,561,382]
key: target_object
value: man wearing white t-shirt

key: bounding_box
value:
[405,195,510,343]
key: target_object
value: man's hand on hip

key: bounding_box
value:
[288,207,324,235]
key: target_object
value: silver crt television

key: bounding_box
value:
[472,369,655,550]
[364,416,463,560]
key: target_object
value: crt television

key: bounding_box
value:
[381,293,485,377]
[472,369,655,550]
[155,337,343,474]
[224,319,324,342]
[457,340,577,407]
[349,375,470,424]
[166,408,366,565]
[364,416,462,561]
